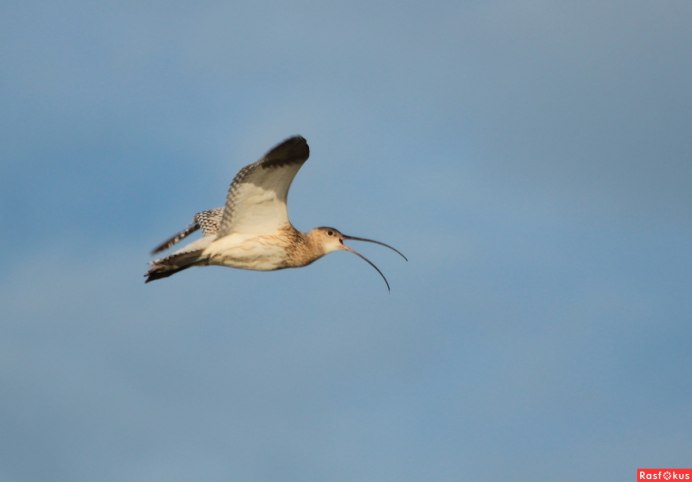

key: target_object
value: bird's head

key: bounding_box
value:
[308,226,408,291]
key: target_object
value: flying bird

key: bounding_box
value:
[145,136,406,289]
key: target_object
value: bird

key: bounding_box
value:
[145,136,407,289]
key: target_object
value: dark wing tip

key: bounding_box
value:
[261,135,310,169]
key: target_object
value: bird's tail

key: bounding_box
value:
[145,249,207,283]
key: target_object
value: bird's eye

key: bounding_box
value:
[327,230,334,236]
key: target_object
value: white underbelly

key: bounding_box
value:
[203,234,290,271]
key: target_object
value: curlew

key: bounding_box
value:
[145,136,406,289]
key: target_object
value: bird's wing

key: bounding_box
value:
[195,207,225,236]
[216,136,310,237]
[150,207,223,255]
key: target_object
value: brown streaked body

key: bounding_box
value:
[145,136,406,290]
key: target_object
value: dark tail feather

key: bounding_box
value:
[145,265,191,283]
[145,249,205,283]
[150,222,200,255]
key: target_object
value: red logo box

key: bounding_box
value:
[638,469,692,480]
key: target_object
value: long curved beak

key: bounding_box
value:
[342,234,408,261]
[341,234,407,291]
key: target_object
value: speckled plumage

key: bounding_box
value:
[150,207,224,255]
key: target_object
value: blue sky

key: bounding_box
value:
[1,1,691,481]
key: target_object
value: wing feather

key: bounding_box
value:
[150,207,223,254]
[217,136,310,236]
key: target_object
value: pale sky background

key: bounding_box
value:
[1,1,691,481]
